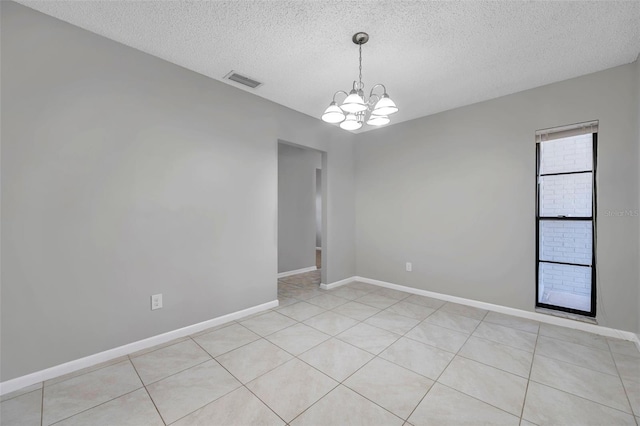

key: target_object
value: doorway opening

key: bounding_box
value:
[277,141,327,292]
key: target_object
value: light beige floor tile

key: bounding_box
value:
[332,301,381,321]
[146,360,240,424]
[404,295,446,310]
[379,337,454,380]
[347,282,379,292]
[291,385,403,426]
[365,310,420,335]
[279,271,320,286]
[424,310,480,334]
[172,386,284,426]
[276,301,326,321]
[345,358,433,419]
[54,388,163,426]
[405,322,469,353]
[539,323,609,351]
[374,287,411,300]
[459,336,533,378]
[408,383,519,426]
[298,338,374,381]
[130,339,210,385]
[385,300,436,321]
[0,383,42,403]
[328,286,372,300]
[0,389,42,426]
[522,381,635,426]
[438,356,527,416]
[536,335,617,375]
[473,322,537,352]
[45,356,131,387]
[608,338,640,358]
[278,289,298,299]
[266,323,330,355]
[612,352,640,383]
[239,311,297,336]
[287,287,324,300]
[519,420,537,426]
[439,302,488,320]
[43,360,142,425]
[247,359,337,423]
[620,375,640,416]
[307,294,349,310]
[336,322,401,354]
[530,354,631,413]
[192,323,260,357]
[215,339,292,383]
[303,311,358,335]
[483,312,539,334]
[355,292,399,309]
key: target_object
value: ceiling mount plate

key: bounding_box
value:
[352,32,369,45]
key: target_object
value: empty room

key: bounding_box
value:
[1,1,639,425]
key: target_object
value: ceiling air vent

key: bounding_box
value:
[224,71,262,89]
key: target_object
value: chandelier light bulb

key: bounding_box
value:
[366,115,390,126]
[341,90,367,113]
[372,94,399,116]
[321,102,346,123]
[340,114,363,131]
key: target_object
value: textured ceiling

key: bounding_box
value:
[15,1,640,133]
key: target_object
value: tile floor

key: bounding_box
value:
[2,270,639,425]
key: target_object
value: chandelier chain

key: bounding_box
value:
[358,43,363,90]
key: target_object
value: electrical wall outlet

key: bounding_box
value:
[151,294,163,310]
[406,262,412,272]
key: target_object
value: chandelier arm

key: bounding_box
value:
[369,83,387,98]
[368,94,380,107]
[332,90,350,103]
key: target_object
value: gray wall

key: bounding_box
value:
[355,63,640,332]
[636,58,640,336]
[316,168,322,248]
[278,143,321,273]
[0,2,355,381]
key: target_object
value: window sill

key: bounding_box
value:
[535,307,598,325]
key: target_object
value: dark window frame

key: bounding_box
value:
[535,133,597,317]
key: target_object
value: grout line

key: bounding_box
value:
[43,356,131,389]
[47,387,146,426]
[40,383,44,426]
[137,355,213,388]
[243,384,290,425]
[609,346,639,419]
[527,377,636,417]
[128,357,166,425]
[189,337,289,424]
[519,320,540,423]
[403,310,482,421]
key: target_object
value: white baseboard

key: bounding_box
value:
[353,276,639,345]
[0,300,278,396]
[277,266,317,279]
[320,275,356,290]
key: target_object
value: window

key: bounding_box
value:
[536,122,597,316]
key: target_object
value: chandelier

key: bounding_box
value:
[321,32,398,131]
